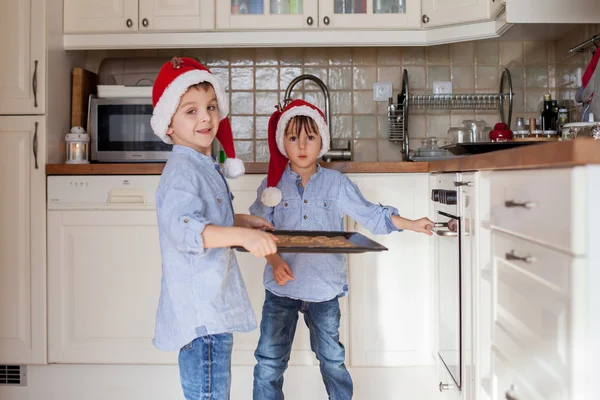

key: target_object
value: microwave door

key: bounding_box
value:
[435,212,462,389]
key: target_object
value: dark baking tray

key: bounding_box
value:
[233,230,388,254]
[442,141,540,155]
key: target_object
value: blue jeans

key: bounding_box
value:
[253,290,353,400]
[178,333,233,399]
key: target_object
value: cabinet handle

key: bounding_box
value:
[307,16,313,25]
[434,229,457,237]
[142,18,149,27]
[33,121,39,170]
[504,200,538,209]
[439,382,455,392]
[505,385,519,400]
[126,18,133,28]
[453,181,472,187]
[323,16,330,25]
[505,250,536,264]
[422,14,430,24]
[32,60,38,108]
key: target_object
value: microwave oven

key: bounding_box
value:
[88,96,172,162]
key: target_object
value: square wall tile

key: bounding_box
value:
[210,68,230,91]
[303,67,328,90]
[231,67,254,90]
[304,48,329,66]
[427,45,451,64]
[450,42,475,65]
[255,48,278,66]
[255,92,279,115]
[524,41,548,65]
[279,48,304,66]
[403,47,426,65]
[354,115,378,138]
[427,66,451,89]
[303,92,326,111]
[329,48,352,65]
[231,92,254,115]
[377,48,402,65]
[332,91,352,114]
[378,140,404,161]
[427,114,451,137]
[405,66,426,89]
[500,41,523,66]
[353,140,378,162]
[451,66,475,90]
[353,66,377,90]
[476,66,499,90]
[230,116,254,139]
[476,40,499,64]
[230,49,255,66]
[506,66,524,89]
[353,91,377,114]
[352,48,377,65]
[525,66,548,88]
[332,115,353,139]
[280,67,303,90]
[255,140,270,162]
[234,141,254,162]
[408,114,427,139]
[378,67,403,90]
[378,115,388,139]
[329,67,353,90]
[256,67,279,90]
[206,49,230,66]
[525,89,547,113]
[255,116,270,139]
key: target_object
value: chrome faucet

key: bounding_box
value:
[283,74,352,162]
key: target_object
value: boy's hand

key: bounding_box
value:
[410,217,434,236]
[241,230,278,257]
[272,260,295,286]
[235,214,274,231]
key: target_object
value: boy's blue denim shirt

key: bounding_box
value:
[153,145,256,351]
[249,164,400,302]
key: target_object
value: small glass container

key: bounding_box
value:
[65,126,90,164]
[447,127,474,144]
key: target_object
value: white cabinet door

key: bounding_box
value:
[47,210,176,364]
[139,0,214,31]
[64,0,139,33]
[228,175,348,366]
[0,116,46,364]
[319,0,421,29]
[506,0,600,23]
[0,0,45,114]
[347,173,432,366]
[216,0,319,30]
[421,0,495,28]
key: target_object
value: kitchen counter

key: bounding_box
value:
[46,139,600,175]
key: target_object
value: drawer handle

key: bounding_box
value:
[453,180,472,187]
[439,382,455,391]
[505,385,519,400]
[505,250,536,264]
[434,229,457,237]
[505,200,538,209]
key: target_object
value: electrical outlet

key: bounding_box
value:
[433,81,452,95]
[373,82,393,102]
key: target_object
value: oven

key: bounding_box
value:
[431,173,462,390]
[89,96,172,162]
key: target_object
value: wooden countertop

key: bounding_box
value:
[46,139,600,176]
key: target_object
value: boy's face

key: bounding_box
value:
[283,118,322,169]
[167,85,219,156]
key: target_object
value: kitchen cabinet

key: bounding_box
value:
[0,0,45,114]
[216,0,420,30]
[0,116,46,365]
[421,0,502,28]
[347,173,432,367]
[64,0,214,34]
[506,0,600,24]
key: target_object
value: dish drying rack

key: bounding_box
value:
[388,68,514,160]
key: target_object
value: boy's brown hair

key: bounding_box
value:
[285,115,320,138]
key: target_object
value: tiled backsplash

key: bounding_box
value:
[84,25,598,162]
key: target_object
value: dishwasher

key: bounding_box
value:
[47,175,176,364]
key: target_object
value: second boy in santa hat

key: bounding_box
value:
[151,57,278,399]
[250,99,434,400]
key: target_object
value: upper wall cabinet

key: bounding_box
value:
[216,0,421,30]
[421,0,502,28]
[0,0,45,115]
[64,0,214,34]
[506,0,600,24]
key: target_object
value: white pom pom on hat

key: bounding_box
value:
[150,57,244,178]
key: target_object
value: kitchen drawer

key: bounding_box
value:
[489,168,585,255]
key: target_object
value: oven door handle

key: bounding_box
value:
[433,229,458,237]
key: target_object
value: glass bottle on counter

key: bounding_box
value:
[541,93,556,131]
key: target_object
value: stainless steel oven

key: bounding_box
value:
[431,173,462,390]
[89,96,172,162]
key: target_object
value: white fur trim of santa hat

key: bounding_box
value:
[260,186,283,208]
[150,69,228,144]
[275,105,330,159]
[223,157,245,179]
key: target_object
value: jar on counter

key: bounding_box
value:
[65,126,90,164]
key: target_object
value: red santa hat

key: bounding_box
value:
[150,57,244,179]
[261,99,330,207]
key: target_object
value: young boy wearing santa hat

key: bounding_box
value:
[249,99,434,399]
[150,57,278,399]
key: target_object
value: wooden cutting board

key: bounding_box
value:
[71,68,97,129]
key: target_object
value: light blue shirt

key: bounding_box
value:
[249,164,400,302]
[153,145,256,352]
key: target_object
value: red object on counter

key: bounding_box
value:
[489,122,513,142]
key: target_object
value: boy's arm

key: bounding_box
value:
[339,175,432,235]
[234,214,274,230]
[248,178,275,224]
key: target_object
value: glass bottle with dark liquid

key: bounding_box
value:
[541,93,556,131]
